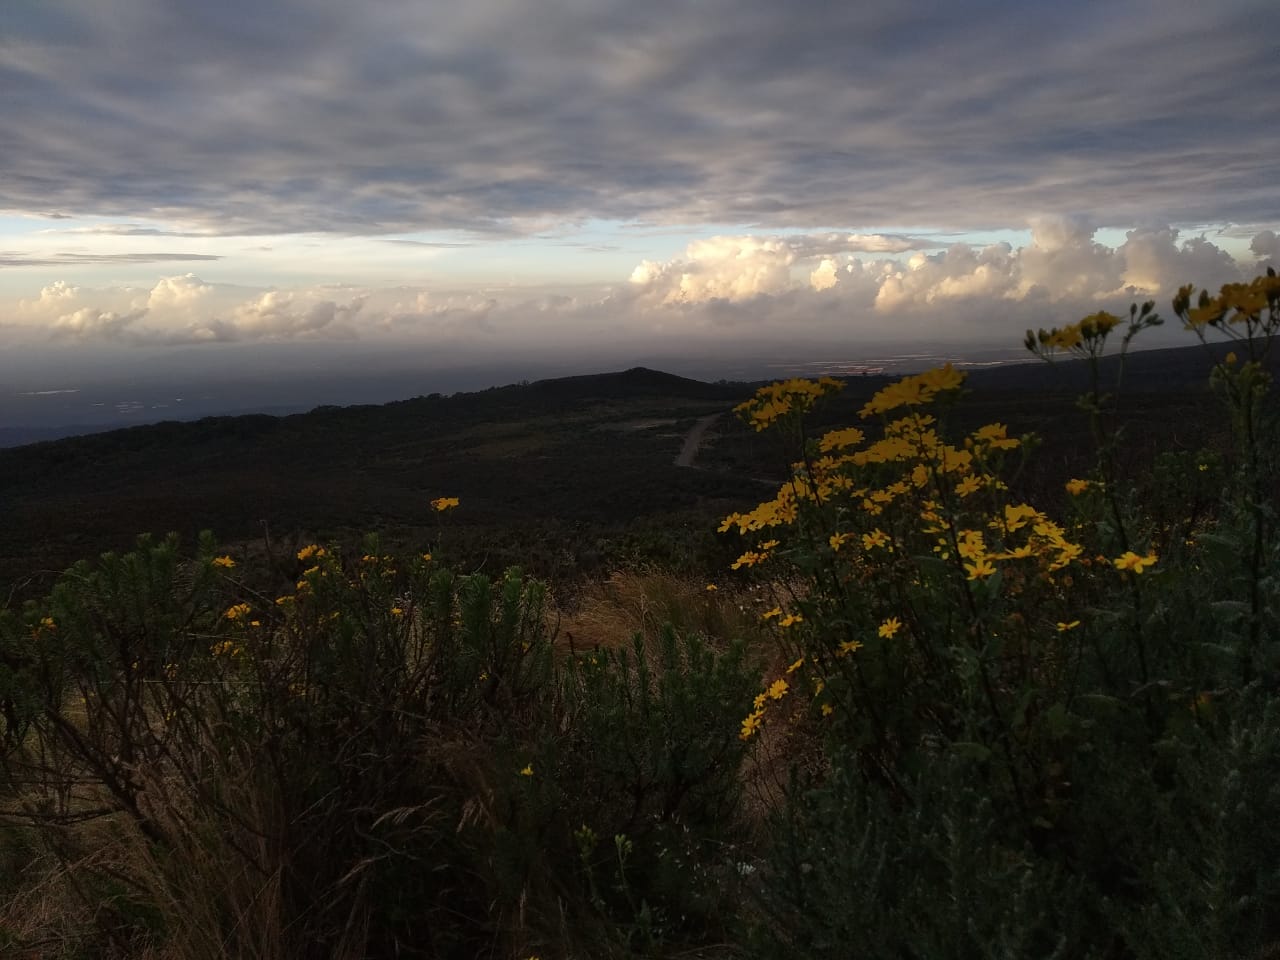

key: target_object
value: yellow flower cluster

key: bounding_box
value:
[740,676,793,740]
[211,555,236,569]
[731,550,771,570]
[1030,311,1122,354]
[210,639,243,657]
[431,496,461,512]
[224,603,252,621]
[296,544,326,561]
[735,376,844,432]
[722,364,1085,672]
[1175,274,1280,330]
[859,364,964,418]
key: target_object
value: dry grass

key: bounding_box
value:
[552,568,825,832]
[554,568,764,657]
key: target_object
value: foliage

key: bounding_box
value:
[0,533,754,958]
[730,271,1280,958]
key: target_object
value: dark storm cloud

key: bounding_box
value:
[1,0,1275,234]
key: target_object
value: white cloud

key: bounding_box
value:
[145,273,214,312]
[2,221,1272,357]
[1118,226,1240,296]
[626,224,1254,326]
[1250,229,1279,266]
[629,232,937,304]
[51,306,149,341]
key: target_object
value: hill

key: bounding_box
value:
[1,344,1265,601]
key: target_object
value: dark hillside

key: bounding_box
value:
[2,345,1270,600]
[0,369,758,598]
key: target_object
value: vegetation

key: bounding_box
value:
[1,273,1278,957]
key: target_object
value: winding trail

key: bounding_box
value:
[674,413,721,468]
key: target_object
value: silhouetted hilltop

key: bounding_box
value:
[964,339,1270,393]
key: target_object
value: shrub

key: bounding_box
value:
[730,272,1280,957]
[0,532,755,958]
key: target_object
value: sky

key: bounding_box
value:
[2,0,1279,410]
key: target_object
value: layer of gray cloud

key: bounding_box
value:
[2,0,1276,235]
[0,251,222,266]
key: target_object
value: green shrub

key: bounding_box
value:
[727,272,1280,958]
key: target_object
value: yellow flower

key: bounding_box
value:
[40,616,57,631]
[820,703,835,717]
[957,529,986,560]
[212,555,236,569]
[862,529,890,551]
[1079,310,1122,337]
[1065,478,1090,495]
[761,607,782,620]
[972,423,1019,451]
[1056,620,1081,632]
[421,552,433,561]
[916,363,966,393]
[391,606,404,618]
[519,764,534,777]
[766,678,789,700]
[1002,504,1039,532]
[732,550,769,569]
[296,544,326,561]
[224,603,252,621]
[878,616,902,639]
[819,426,866,452]
[431,496,461,512]
[1113,551,1158,574]
[837,639,863,656]
[955,474,983,498]
[964,557,997,580]
[785,657,805,674]
[705,583,718,591]
[740,710,763,740]
[779,613,804,628]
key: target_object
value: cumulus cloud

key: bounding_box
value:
[51,306,149,341]
[630,236,796,303]
[1250,229,1279,266]
[629,233,937,304]
[146,272,214,312]
[13,276,371,345]
[627,225,1250,325]
[2,219,1270,358]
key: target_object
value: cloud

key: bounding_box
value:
[1250,229,1279,266]
[0,1,1276,234]
[0,250,221,267]
[45,223,214,238]
[51,306,149,341]
[15,275,367,345]
[628,232,937,303]
[624,224,1251,338]
[3,219,1268,357]
[146,272,214,312]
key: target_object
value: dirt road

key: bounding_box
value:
[674,413,721,468]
